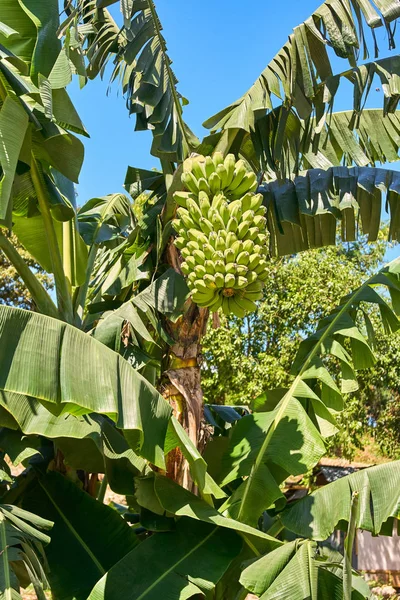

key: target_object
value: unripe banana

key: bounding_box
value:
[254,215,266,228]
[216,164,229,189]
[174,191,195,208]
[247,271,258,284]
[254,259,268,274]
[177,208,196,230]
[195,279,209,293]
[226,160,246,192]
[187,241,200,253]
[181,248,190,259]
[181,262,191,276]
[194,264,207,279]
[182,172,199,194]
[191,159,206,181]
[244,290,264,301]
[193,249,206,264]
[230,295,248,318]
[225,273,236,288]
[237,251,250,266]
[215,235,226,252]
[199,191,211,217]
[186,198,203,224]
[188,229,208,245]
[235,276,249,289]
[219,229,227,240]
[204,245,215,261]
[246,280,264,293]
[192,290,216,306]
[211,193,226,212]
[224,248,236,263]
[251,194,264,212]
[178,228,189,241]
[257,270,269,282]
[225,262,236,275]
[237,296,258,313]
[221,297,231,316]
[185,256,196,269]
[213,152,224,167]
[237,221,250,240]
[242,210,255,223]
[242,240,254,254]
[209,172,222,195]
[213,251,224,261]
[228,200,243,221]
[198,177,211,195]
[175,237,186,249]
[188,272,197,284]
[208,293,223,312]
[199,217,214,236]
[224,154,236,186]
[204,259,215,274]
[214,260,225,274]
[244,227,259,241]
[226,232,237,247]
[205,156,216,179]
[208,232,218,248]
[220,202,230,226]
[226,216,238,233]
[204,274,217,288]
[211,211,225,232]
[236,265,248,277]
[231,240,242,260]
[214,272,225,288]
[248,253,261,270]
[256,234,268,245]
[230,172,258,198]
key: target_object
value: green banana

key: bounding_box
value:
[203,273,217,288]
[224,248,236,263]
[226,232,237,247]
[181,262,191,276]
[204,259,216,274]
[191,159,206,180]
[187,241,200,253]
[235,276,249,289]
[228,200,242,220]
[248,253,260,270]
[216,164,229,189]
[244,290,264,301]
[182,171,199,194]
[254,215,266,228]
[199,191,211,217]
[237,221,250,240]
[242,209,255,223]
[224,154,236,187]
[237,251,250,265]
[195,264,207,278]
[230,172,258,198]
[208,293,223,311]
[224,273,236,288]
[221,297,231,316]
[236,265,248,277]
[186,198,203,224]
[236,295,257,312]
[185,256,196,269]
[231,240,242,260]
[226,160,246,192]
[244,227,260,241]
[214,260,225,274]
[199,217,214,236]
[193,249,206,264]
[230,295,248,318]
[215,235,226,252]
[214,272,225,288]
[209,172,222,195]
[205,156,216,179]
[213,152,224,167]
[254,259,267,274]
[247,271,258,284]
[246,280,264,293]
[204,245,215,261]
[225,262,236,275]
[242,240,254,254]
[174,237,186,249]
[181,248,190,259]
[173,191,194,208]
[226,217,238,233]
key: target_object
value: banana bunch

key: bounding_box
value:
[173,153,269,318]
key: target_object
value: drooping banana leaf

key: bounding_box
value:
[239,540,371,600]
[0,305,171,468]
[63,0,199,161]
[0,503,52,600]
[22,471,138,600]
[280,460,400,540]
[260,164,400,256]
[88,517,242,600]
[204,0,400,135]
[218,259,400,528]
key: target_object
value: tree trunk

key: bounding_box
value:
[160,242,209,488]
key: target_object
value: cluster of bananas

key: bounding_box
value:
[173,153,269,317]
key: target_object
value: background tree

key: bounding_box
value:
[0,236,53,310]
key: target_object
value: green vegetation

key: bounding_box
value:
[0,1,399,599]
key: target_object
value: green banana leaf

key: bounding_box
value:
[239,540,371,600]
[0,504,52,600]
[135,474,280,552]
[0,391,145,494]
[88,518,241,600]
[280,460,400,540]
[0,306,172,468]
[22,471,138,600]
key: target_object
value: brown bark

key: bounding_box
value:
[161,242,210,487]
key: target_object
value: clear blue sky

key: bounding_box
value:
[68,0,400,228]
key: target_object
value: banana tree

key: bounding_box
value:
[0,0,400,599]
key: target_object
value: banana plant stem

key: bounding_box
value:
[30,158,74,323]
[0,231,58,318]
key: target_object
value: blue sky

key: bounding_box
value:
[67,0,400,264]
